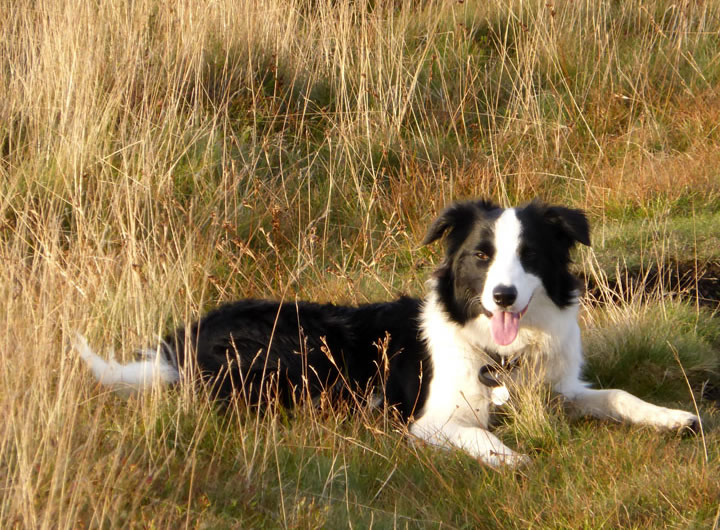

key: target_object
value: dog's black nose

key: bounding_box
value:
[492,285,517,308]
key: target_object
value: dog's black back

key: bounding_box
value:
[164,297,431,419]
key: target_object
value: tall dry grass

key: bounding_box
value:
[1,0,719,526]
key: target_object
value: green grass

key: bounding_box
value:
[2,0,720,527]
[591,211,720,272]
[584,301,720,401]
[50,391,718,528]
[50,390,719,528]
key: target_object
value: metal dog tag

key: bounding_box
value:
[490,384,510,406]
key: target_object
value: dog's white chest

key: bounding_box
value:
[421,340,497,426]
[418,295,536,427]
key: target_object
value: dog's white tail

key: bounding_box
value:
[74,334,179,397]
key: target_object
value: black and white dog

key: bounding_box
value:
[77,199,699,467]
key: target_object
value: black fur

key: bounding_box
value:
[427,199,502,324]
[163,297,431,420]
[515,201,590,307]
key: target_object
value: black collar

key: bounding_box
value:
[478,349,522,388]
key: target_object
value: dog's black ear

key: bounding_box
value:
[544,206,591,246]
[422,199,498,246]
[422,203,468,246]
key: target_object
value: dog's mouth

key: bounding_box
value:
[489,303,530,346]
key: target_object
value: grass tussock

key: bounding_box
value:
[1,0,719,527]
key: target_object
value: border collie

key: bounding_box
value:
[76,199,699,467]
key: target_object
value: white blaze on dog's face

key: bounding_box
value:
[480,209,542,346]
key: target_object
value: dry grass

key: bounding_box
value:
[2,0,720,527]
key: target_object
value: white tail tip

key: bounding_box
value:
[74,333,179,397]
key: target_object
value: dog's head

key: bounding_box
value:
[424,199,590,345]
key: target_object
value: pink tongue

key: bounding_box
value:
[490,311,520,346]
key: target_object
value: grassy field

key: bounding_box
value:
[2,0,720,527]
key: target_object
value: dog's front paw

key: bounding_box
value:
[482,449,530,469]
[657,408,700,433]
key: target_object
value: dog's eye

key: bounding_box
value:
[475,251,490,262]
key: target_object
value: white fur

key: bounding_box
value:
[556,377,700,430]
[481,209,542,314]
[74,334,179,397]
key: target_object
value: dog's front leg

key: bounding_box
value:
[557,382,699,432]
[409,416,529,468]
